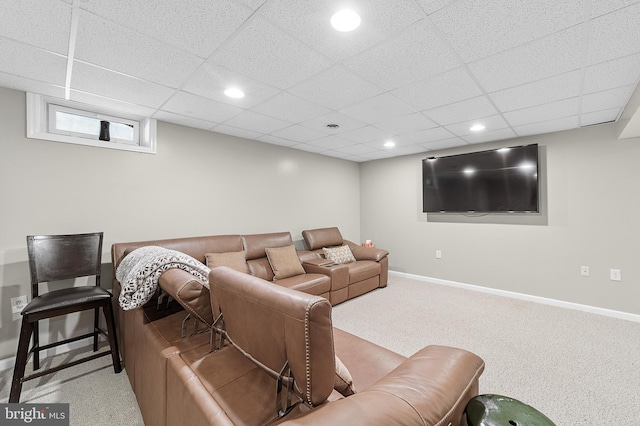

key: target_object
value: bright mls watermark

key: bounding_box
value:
[1,404,69,425]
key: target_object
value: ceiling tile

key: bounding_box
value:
[583,54,640,94]
[504,98,580,127]
[391,67,483,111]
[586,3,640,65]
[222,110,292,134]
[468,25,583,92]
[339,125,394,144]
[160,91,244,123]
[591,0,640,17]
[292,143,327,154]
[69,91,157,117]
[343,20,461,90]
[391,144,429,156]
[213,124,265,140]
[74,11,203,88]
[0,72,65,99]
[0,38,67,85]
[80,0,253,58]
[424,96,498,126]
[305,135,356,150]
[398,127,457,144]
[418,137,468,151]
[269,124,328,142]
[338,144,380,156]
[580,108,621,126]
[489,71,581,112]
[153,110,217,130]
[250,91,331,123]
[415,0,456,15]
[210,17,331,89]
[3,0,640,163]
[339,93,416,124]
[71,61,175,108]
[0,0,71,55]
[359,150,398,161]
[445,114,509,136]
[581,85,635,113]
[235,0,268,10]
[431,0,583,62]
[182,62,279,109]
[462,128,517,144]
[256,134,298,147]
[513,116,579,136]
[321,150,364,161]
[375,112,437,134]
[288,65,384,110]
[299,111,367,134]
[258,0,423,61]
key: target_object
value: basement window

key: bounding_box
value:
[26,93,156,154]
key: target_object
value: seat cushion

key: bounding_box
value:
[23,286,111,315]
[346,260,381,284]
[273,273,331,295]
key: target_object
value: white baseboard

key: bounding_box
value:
[390,270,640,323]
[0,337,93,373]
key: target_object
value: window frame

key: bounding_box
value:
[26,92,156,154]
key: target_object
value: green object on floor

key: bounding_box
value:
[465,394,556,426]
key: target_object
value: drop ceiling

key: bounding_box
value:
[1,0,640,162]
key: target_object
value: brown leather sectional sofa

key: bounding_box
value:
[110,230,485,425]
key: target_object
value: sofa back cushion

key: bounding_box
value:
[112,235,244,269]
[302,227,344,251]
[242,232,294,260]
[242,232,296,281]
[210,267,335,406]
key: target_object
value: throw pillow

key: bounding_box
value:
[334,355,356,396]
[265,245,305,280]
[205,251,249,274]
[323,245,356,264]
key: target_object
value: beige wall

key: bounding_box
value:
[0,87,361,360]
[360,123,640,315]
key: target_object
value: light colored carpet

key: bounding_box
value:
[2,274,639,425]
[332,274,640,425]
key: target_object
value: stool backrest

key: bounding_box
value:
[27,232,103,297]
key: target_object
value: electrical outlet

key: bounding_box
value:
[580,266,590,277]
[610,269,622,282]
[11,295,28,314]
[435,250,442,259]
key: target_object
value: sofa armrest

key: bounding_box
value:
[158,269,213,327]
[345,240,389,262]
[302,259,349,292]
[280,345,484,426]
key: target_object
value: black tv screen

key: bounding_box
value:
[422,144,539,213]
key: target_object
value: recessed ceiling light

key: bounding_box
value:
[384,141,396,148]
[470,124,485,132]
[331,10,361,32]
[224,88,245,99]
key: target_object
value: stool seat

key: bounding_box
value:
[465,394,555,426]
[23,286,112,315]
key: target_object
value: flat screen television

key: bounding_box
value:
[422,144,539,213]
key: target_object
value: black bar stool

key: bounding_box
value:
[9,232,121,403]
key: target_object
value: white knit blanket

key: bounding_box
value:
[116,246,210,310]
